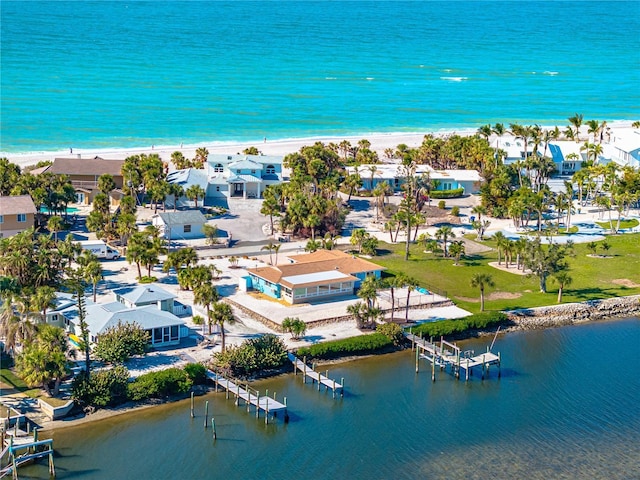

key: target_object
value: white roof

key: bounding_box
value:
[282,270,351,285]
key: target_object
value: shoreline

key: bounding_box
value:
[3,120,636,169]
[34,294,640,433]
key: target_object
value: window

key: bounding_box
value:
[76,192,85,203]
[17,213,27,222]
[266,165,275,174]
[170,325,179,341]
[0,215,3,224]
[237,169,241,174]
[214,163,224,173]
[251,169,256,174]
[216,186,220,192]
[184,224,191,233]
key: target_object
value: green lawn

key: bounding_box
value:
[595,219,639,230]
[1,368,68,406]
[373,233,640,313]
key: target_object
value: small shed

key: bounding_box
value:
[152,210,208,240]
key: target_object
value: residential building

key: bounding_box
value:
[151,210,208,240]
[166,154,284,204]
[346,164,481,194]
[242,250,385,304]
[604,129,640,168]
[33,156,126,206]
[0,195,37,238]
[112,284,177,314]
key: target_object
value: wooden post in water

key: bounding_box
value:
[332,379,336,398]
[33,427,38,453]
[415,345,419,373]
[204,401,209,428]
[48,441,56,477]
[255,392,260,419]
[212,417,217,440]
[431,353,436,382]
[498,352,502,378]
[465,358,469,381]
[191,392,195,418]
[303,357,307,384]
[284,397,289,423]
[236,384,240,405]
[341,378,345,397]
[247,386,251,412]
[265,396,269,425]
[481,355,486,380]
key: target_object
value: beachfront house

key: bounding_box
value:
[547,142,588,175]
[604,129,640,168]
[241,250,384,304]
[0,195,37,238]
[32,156,126,206]
[166,154,284,204]
[151,210,208,240]
[346,164,481,195]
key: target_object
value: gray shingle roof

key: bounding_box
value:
[113,284,176,304]
[0,195,37,216]
[49,157,125,176]
[154,210,207,226]
[85,302,184,335]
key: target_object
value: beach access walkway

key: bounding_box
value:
[205,370,288,424]
[405,332,501,382]
[287,353,344,398]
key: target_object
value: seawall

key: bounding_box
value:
[506,295,640,329]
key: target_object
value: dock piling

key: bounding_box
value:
[190,392,194,418]
[204,401,209,428]
[212,417,217,440]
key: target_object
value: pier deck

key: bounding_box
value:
[405,332,501,381]
[287,353,344,397]
[206,371,287,423]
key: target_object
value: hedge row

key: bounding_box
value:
[408,312,508,338]
[72,363,208,409]
[295,333,394,360]
[429,188,464,199]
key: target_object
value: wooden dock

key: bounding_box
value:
[205,371,288,423]
[287,353,344,398]
[405,333,501,382]
[1,416,54,480]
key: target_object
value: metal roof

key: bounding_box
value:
[113,284,176,304]
[154,210,207,226]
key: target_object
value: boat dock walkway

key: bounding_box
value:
[405,332,501,381]
[1,415,55,479]
[287,353,344,398]
[205,371,288,423]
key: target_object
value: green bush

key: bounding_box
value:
[430,188,464,199]
[295,333,394,360]
[127,368,192,401]
[72,366,130,408]
[438,200,446,209]
[183,363,207,385]
[139,276,157,284]
[451,206,460,217]
[211,333,288,378]
[376,323,404,345]
[409,312,508,338]
[93,321,149,364]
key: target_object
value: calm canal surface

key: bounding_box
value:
[22,317,640,480]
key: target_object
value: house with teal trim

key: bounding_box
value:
[346,164,480,195]
[242,250,384,304]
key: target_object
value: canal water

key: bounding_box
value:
[21,317,640,479]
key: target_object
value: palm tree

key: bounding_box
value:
[403,276,419,322]
[261,241,277,265]
[470,273,494,312]
[32,286,57,323]
[449,241,465,266]
[492,231,507,265]
[47,216,64,242]
[553,271,572,303]
[568,113,584,141]
[185,184,205,209]
[194,283,219,335]
[367,164,378,191]
[435,225,455,257]
[211,301,235,352]
[194,147,209,168]
[477,124,492,141]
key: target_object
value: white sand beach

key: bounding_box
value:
[1,129,470,169]
[4,120,636,170]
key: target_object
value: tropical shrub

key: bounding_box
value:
[282,317,307,340]
[409,312,508,338]
[127,368,192,401]
[451,206,460,217]
[210,334,288,378]
[376,323,404,345]
[72,365,130,408]
[430,188,464,199]
[93,321,149,364]
[295,333,394,360]
[438,200,446,209]
[183,363,207,385]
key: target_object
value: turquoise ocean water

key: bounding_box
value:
[1,1,639,153]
